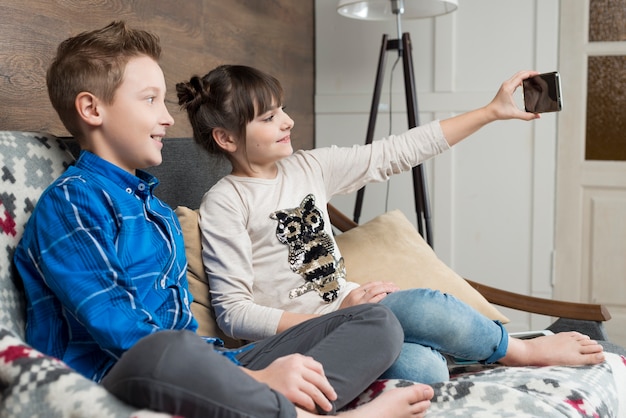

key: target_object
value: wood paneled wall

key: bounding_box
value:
[0,0,314,150]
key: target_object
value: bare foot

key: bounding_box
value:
[338,384,434,418]
[501,331,605,367]
[295,384,434,418]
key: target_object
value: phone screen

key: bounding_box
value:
[523,72,562,113]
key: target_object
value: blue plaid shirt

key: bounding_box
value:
[14,151,197,382]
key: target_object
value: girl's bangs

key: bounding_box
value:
[252,77,283,116]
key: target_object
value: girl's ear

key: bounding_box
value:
[75,92,103,127]
[212,128,238,153]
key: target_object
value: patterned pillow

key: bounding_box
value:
[347,353,625,417]
[0,326,171,417]
[0,131,75,339]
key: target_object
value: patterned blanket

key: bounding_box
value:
[351,353,626,417]
[0,327,171,418]
[5,321,624,417]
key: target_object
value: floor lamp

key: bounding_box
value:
[337,0,457,247]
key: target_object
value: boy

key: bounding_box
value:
[13,21,433,417]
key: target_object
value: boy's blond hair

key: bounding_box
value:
[46,21,161,139]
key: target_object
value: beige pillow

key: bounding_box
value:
[175,206,243,348]
[177,205,508,344]
[335,210,509,323]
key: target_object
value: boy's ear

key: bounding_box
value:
[75,92,103,127]
[212,128,238,152]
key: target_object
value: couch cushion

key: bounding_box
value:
[0,325,168,417]
[334,210,509,322]
[348,351,626,417]
[146,138,232,209]
[0,131,75,339]
[175,206,243,348]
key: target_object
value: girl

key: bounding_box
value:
[177,65,605,383]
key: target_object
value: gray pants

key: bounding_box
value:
[102,304,403,418]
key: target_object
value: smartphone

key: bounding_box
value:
[523,71,563,113]
[510,330,554,340]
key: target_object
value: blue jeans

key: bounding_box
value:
[379,288,508,383]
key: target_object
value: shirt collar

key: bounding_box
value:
[75,150,160,198]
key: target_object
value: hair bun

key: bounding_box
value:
[176,76,206,111]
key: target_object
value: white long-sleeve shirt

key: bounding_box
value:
[199,121,449,341]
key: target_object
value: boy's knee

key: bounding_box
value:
[367,304,404,352]
[103,330,198,384]
[132,330,198,361]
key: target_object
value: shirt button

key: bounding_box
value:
[125,187,132,194]
[138,183,146,191]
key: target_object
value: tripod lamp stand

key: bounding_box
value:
[336,0,458,247]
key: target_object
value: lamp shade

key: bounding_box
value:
[337,0,458,20]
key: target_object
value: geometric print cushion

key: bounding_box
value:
[427,361,620,417]
[347,354,625,417]
[0,326,172,418]
[0,131,75,340]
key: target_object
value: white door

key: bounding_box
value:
[555,0,626,347]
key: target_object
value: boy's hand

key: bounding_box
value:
[243,354,337,413]
[339,281,399,309]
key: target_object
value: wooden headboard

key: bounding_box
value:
[0,0,314,150]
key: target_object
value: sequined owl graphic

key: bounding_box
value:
[270,194,345,303]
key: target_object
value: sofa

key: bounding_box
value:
[1,130,625,417]
[0,131,172,417]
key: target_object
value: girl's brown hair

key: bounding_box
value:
[176,65,283,156]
